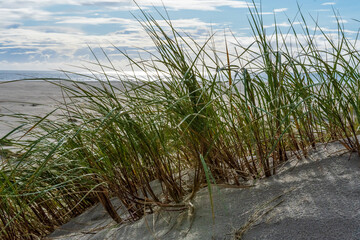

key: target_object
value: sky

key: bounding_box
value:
[1,0,359,71]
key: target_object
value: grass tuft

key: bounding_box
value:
[1,3,360,239]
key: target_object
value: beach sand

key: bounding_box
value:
[47,141,360,240]
[0,81,65,138]
[0,80,123,138]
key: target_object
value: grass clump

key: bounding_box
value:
[1,3,360,239]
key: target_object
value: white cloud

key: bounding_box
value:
[322,2,336,6]
[248,11,273,15]
[261,12,274,15]
[0,14,221,70]
[56,17,135,25]
[264,21,302,28]
[1,0,357,72]
[274,8,288,13]
[332,19,348,24]
[331,16,348,24]
[0,0,241,70]
[1,0,251,11]
[0,7,53,28]
[318,27,357,34]
[55,16,212,29]
[313,9,331,12]
[136,0,251,11]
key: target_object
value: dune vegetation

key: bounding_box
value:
[1,3,360,239]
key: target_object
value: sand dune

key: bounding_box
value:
[47,141,360,240]
[2,81,360,239]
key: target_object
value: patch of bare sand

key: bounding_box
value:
[0,80,125,138]
[46,141,360,240]
[0,81,65,138]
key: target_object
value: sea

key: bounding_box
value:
[0,70,172,82]
[0,70,100,81]
[0,70,323,84]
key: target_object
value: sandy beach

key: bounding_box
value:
[0,80,124,138]
[0,81,65,138]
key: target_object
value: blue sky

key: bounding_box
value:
[0,0,359,70]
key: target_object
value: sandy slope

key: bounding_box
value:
[47,141,360,240]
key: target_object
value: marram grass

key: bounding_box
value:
[1,4,360,239]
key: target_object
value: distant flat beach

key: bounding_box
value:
[0,81,65,138]
[0,80,128,138]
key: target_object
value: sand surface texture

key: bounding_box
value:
[0,81,64,138]
[0,80,120,138]
[47,141,360,240]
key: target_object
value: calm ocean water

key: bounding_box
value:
[0,70,95,81]
[0,70,168,82]
[0,70,323,83]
